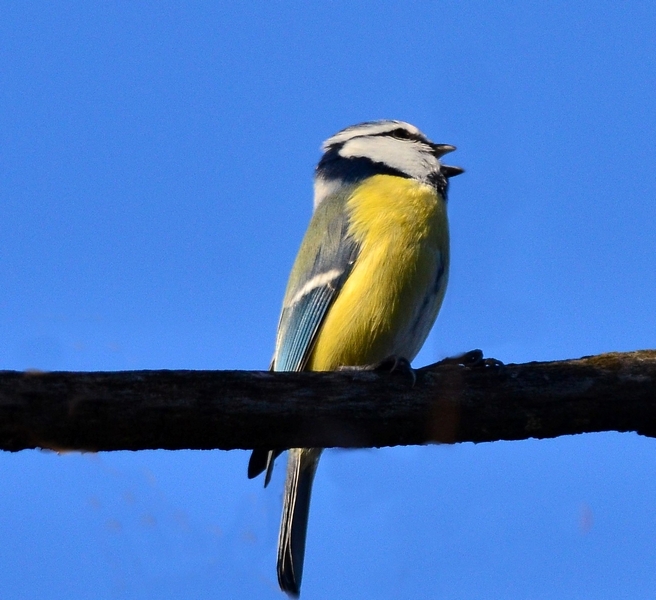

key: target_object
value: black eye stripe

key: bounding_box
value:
[324,127,428,150]
[370,128,426,143]
[390,128,413,140]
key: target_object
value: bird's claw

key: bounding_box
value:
[339,355,417,386]
[437,349,504,370]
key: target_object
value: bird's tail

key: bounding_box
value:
[277,447,322,597]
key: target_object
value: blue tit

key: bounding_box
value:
[248,120,462,597]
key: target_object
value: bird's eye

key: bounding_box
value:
[391,128,412,140]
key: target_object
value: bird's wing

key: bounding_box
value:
[248,189,359,482]
[273,189,359,372]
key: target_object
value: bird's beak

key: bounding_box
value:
[431,143,456,158]
[441,165,465,178]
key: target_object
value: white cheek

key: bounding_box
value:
[338,137,439,180]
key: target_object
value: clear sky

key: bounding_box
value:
[2,1,656,598]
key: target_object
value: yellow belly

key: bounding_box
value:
[307,175,449,371]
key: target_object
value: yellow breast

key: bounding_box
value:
[307,174,449,371]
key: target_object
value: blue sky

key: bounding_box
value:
[1,1,656,598]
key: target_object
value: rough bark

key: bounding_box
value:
[0,350,654,452]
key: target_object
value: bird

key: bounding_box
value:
[248,120,462,596]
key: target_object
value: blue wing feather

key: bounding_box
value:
[273,190,359,373]
[275,286,334,371]
[248,189,358,481]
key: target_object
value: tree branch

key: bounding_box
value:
[1,350,655,453]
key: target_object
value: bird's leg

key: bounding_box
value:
[339,355,416,386]
[435,349,504,369]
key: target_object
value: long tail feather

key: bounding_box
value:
[277,448,322,597]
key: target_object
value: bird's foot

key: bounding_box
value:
[436,349,504,369]
[340,355,416,386]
